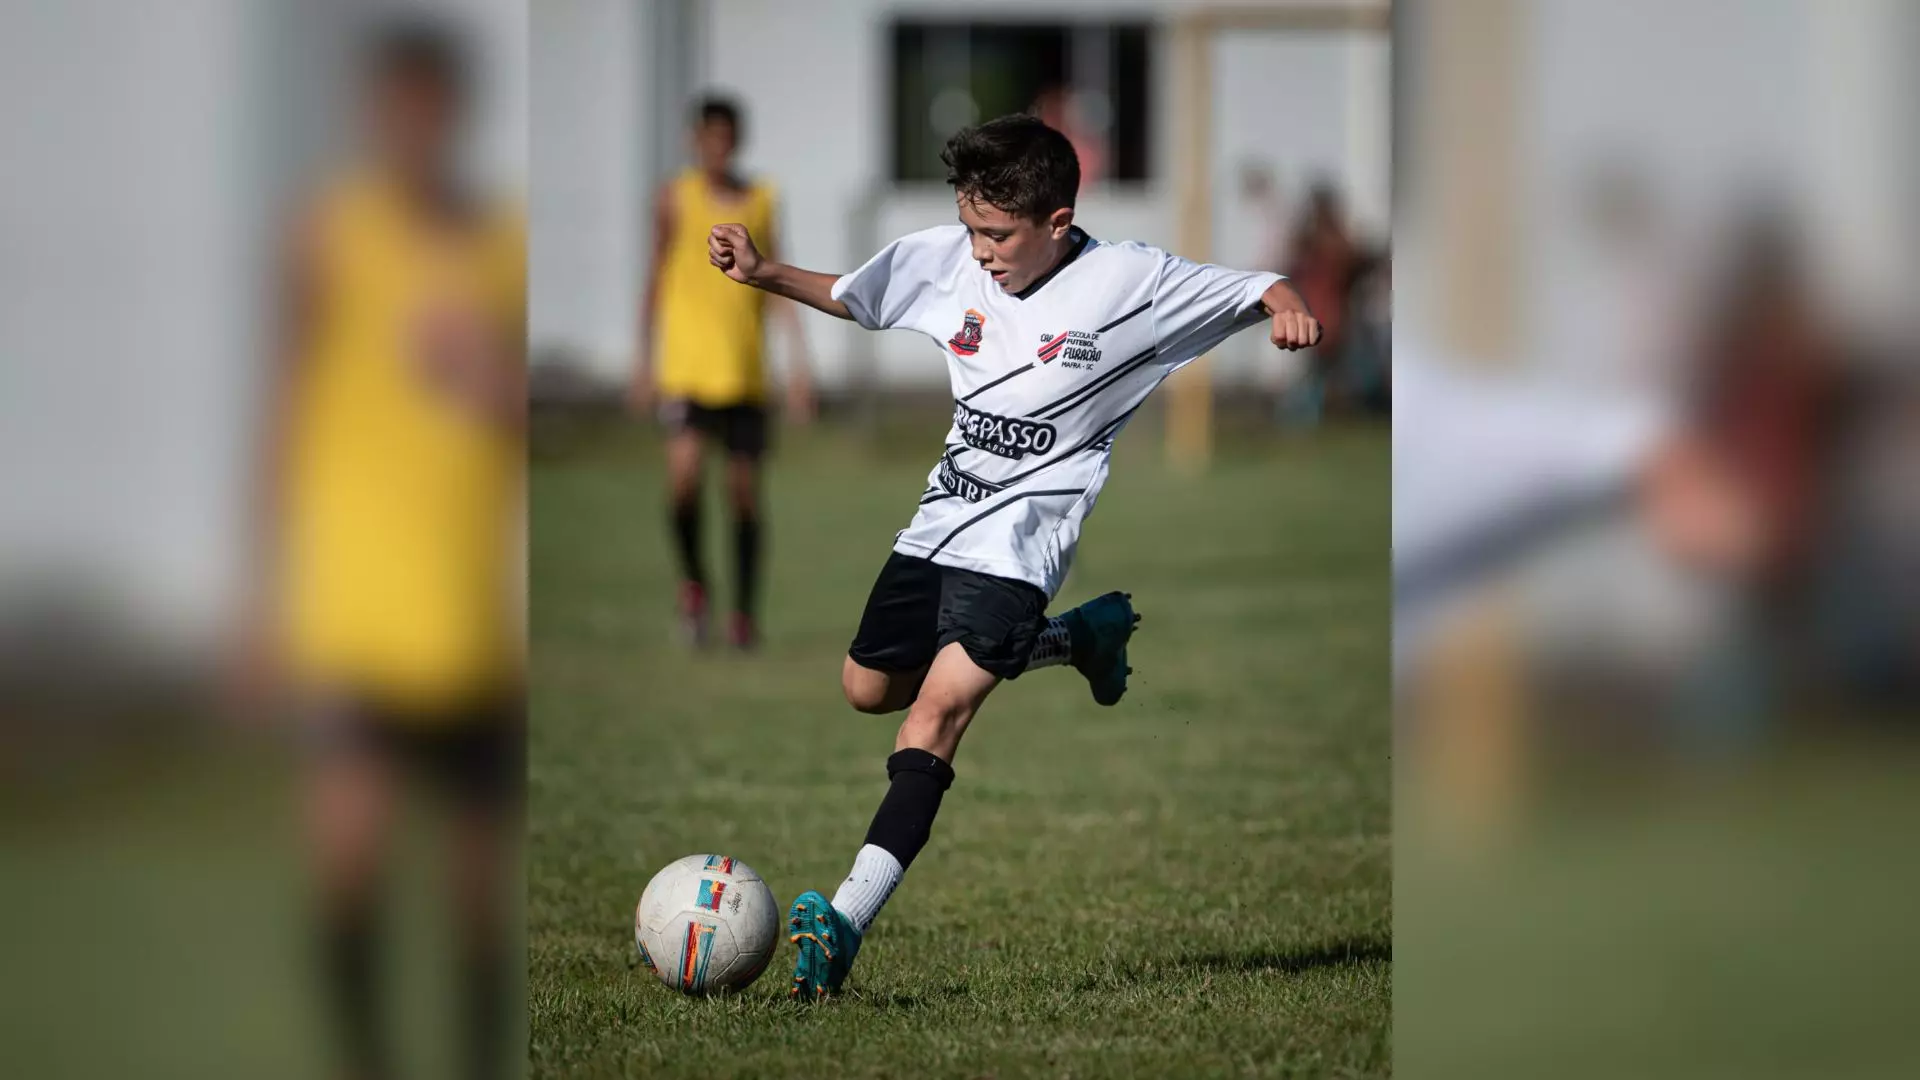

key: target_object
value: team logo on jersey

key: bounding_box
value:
[948,309,987,356]
[953,401,1058,460]
[1037,329,1103,369]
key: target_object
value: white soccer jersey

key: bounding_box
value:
[831,224,1282,597]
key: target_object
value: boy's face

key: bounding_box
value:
[957,194,1074,294]
[693,119,737,174]
[369,72,458,184]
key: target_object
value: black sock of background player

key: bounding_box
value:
[671,499,705,588]
[320,901,388,1080]
[733,515,761,616]
[460,933,508,1080]
[861,748,955,869]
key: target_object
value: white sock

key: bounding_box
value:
[1026,615,1073,670]
[830,844,905,933]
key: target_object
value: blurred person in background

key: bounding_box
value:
[246,20,524,1080]
[1281,180,1361,424]
[1650,208,1846,728]
[1675,210,1842,593]
[630,97,812,651]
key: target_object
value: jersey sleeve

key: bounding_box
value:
[830,226,961,332]
[1149,252,1283,367]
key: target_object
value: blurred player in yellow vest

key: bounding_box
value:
[255,22,521,1080]
[632,97,812,649]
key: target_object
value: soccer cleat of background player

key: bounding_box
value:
[707,114,1320,998]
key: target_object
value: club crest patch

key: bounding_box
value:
[948,309,986,356]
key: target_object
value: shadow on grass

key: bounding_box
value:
[1177,935,1392,976]
[846,983,974,1011]
[1064,935,1392,992]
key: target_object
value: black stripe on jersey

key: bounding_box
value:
[960,362,1036,402]
[1035,345,1158,420]
[927,487,1087,558]
[991,400,1145,487]
[963,297,1146,405]
[1096,299,1152,334]
[919,491,957,505]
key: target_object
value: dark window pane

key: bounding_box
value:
[891,20,1153,186]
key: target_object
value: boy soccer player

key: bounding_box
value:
[633,97,812,649]
[706,115,1320,997]
[256,23,524,1078]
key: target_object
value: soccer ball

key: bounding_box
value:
[634,854,780,995]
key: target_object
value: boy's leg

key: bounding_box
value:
[842,552,943,713]
[840,655,927,715]
[792,643,998,999]
[798,562,1145,997]
[304,703,398,1080]
[724,454,761,646]
[721,406,766,647]
[893,641,1000,762]
[1028,591,1141,706]
[421,704,522,1080]
[663,407,708,642]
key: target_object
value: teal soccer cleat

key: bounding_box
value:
[1060,591,1140,706]
[787,890,862,999]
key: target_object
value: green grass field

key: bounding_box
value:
[528,409,1391,1079]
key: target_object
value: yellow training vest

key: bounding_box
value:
[279,169,525,716]
[653,170,775,406]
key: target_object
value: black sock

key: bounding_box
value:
[733,515,761,616]
[460,936,508,1080]
[671,499,704,587]
[319,901,387,1080]
[861,748,956,869]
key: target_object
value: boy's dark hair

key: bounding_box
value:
[693,96,744,141]
[365,19,468,100]
[941,114,1079,220]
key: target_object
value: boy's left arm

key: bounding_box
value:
[1259,278,1322,351]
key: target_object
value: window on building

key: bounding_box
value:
[891,21,1153,188]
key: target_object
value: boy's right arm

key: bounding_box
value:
[709,222,853,321]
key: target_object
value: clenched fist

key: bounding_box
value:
[1269,309,1322,351]
[709,223,765,285]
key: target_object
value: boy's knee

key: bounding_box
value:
[904,692,973,737]
[841,658,897,715]
[726,478,758,515]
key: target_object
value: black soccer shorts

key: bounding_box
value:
[659,398,769,459]
[847,552,1049,681]
[301,695,524,814]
